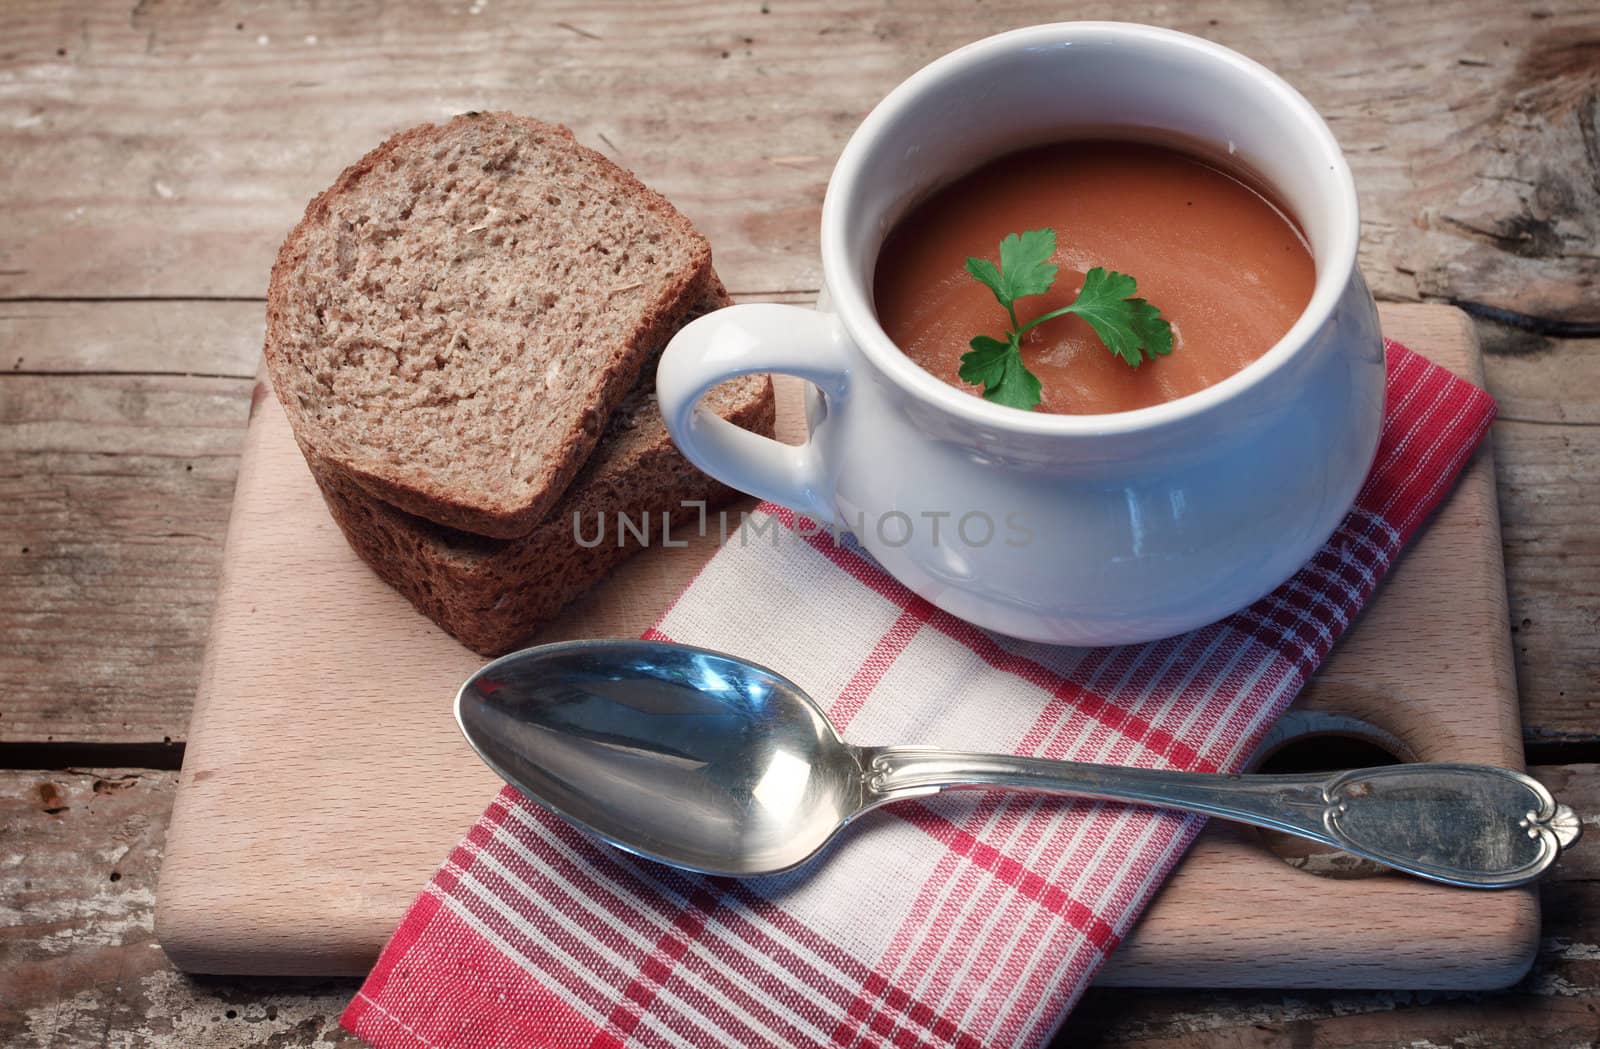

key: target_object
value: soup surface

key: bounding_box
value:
[873,141,1316,414]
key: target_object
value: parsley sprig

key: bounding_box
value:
[959,229,1174,411]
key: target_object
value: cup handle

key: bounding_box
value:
[656,303,852,523]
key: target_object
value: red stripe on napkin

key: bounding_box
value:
[345,341,1495,1049]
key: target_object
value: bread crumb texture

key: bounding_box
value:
[265,112,710,534]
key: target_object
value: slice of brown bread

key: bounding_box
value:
[309,347,775,657]
[265,111,713,539]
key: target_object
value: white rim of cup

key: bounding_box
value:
[819,21,1362,437]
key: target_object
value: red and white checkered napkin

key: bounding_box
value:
[344,342,1495,1049]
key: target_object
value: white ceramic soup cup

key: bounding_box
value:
[657,22,1385,645]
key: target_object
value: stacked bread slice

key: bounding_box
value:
[263,112,772,654]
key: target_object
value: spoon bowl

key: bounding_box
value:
[456,640,869,874]
[457,640,1579,886]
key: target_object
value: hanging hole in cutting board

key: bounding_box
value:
[1250,711,1418,880]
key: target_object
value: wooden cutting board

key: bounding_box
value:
[155,303,1535,988]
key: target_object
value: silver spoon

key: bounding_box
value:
[455,639,1579,888]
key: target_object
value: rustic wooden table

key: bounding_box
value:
[2,2,1596,1046]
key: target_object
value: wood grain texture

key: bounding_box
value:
[1494,414,1600,750]
[2,0,1597,745]
[153,306,1543,988]
[0,374,251,745]
[0,769,362,1049]
[2,0,1597,1040]
[4,301,1595,747]
[2,300,264,377]
[1477,323,1600,746]
[0,294,813,746]
[4,767,1594,1049]
[0,0,1595,315]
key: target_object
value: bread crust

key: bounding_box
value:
[264,112,714,539]
[311,370,776,655]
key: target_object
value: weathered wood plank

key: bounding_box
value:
[0,0,1595,315]
[2,767,1595,1048]
[1471,327,1600,749]
[2,301,263,377]
[1494,418,1600,749]
[2,1,1595,1044]
[3,302,1596,745]
[0,291,807,746]
[0,374,251,744]
[1481,333,1600,427]
[0,769,361,1048]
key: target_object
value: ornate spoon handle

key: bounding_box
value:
[863,749,1580,888]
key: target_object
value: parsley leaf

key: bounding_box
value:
[995,229,1059,302]
[1126,297,1175,361]
[965,230,1058,318]
[957,335,1013,390]
[957,334,1040,411]
[963,257,1005,307]
[962,228,1172,411]
[1054,267,1174,368]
